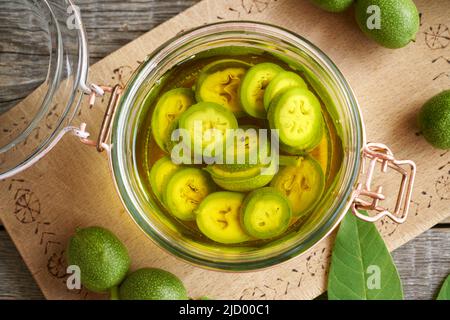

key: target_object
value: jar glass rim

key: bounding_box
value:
[110,21,365,271]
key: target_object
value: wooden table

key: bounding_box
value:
[0,0,449,300]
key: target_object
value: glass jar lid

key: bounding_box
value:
[0,0,89,178]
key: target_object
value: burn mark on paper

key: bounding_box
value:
[113,65,134,87]
[433,72,450,81]
[379,217,399,237]
[239,285,277,300]
[226,0,278,19]
[47,250,67,279]
[6,178,89,298]
[425,24,450,50]
[23,127,41,145]
[435,175,450,200]
[13,188,40,224]
[432,56,450,64]
[305,247,331,277]
[241,0,272,14]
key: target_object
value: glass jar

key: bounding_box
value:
[0,16,416,271]
[109,22,415,270]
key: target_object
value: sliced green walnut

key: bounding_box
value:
[178,102,238,158]
[196,59,252,116]
[268,87,324,151]
[196,192,251,244]
[240,187,292,239]
[163,119,183,153]
[205,128,275,192]
[149,156,181,205]
[205,162,275,192]
[270,156,324,217]
[206,163,262,180]
[163,168,216,221]
[151,88,195,152]
[223,124,271,166]
[240,63,283,118]
[263,71,307,110]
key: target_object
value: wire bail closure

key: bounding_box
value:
[79,84,123,152]
[351,143,416,224]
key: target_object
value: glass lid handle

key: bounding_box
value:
[0,84,122,180]
[351,143,417,224]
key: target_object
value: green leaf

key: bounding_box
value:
[328,212,403,300]
[437,275,450,300]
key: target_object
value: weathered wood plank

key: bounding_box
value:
[77,0,202,63]
[392,228,450,300]
[0,228,44,299]
[0,0,51,112]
